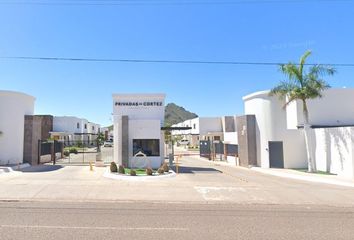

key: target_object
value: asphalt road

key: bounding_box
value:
[1,201,353,240]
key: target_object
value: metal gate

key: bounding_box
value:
[38,140,64,164]
[55,140,113,165]
[199,140,211,159]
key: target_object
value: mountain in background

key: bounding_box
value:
[105,103,198,129]
[164,103,198,126]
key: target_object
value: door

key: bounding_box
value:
[269,141,284,168]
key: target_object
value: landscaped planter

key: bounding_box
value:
[103,167,176,181]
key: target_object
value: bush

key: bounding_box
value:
[69,147,78,154]
[110,162,118,172]
[76,141,83,148]
[162,162,169,172]
[64,150,70,157]
[146,168,153,176]
[157,167,165,175]
[130,169,137,176]
[118,165,125,174]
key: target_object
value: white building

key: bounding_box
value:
[51,116,100,144]
[0,90,35,165]
[243,88,354,179]
[172,117,223,146]
[113,93,166,169]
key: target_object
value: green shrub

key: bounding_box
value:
[110,162,118,172]
[130,169,137,176]
[162,162,169,172]
[118,165,125,174]
[146,168,153,176]
[64,150,70,157]
[157,167,165,175]
[69,147,78,154]
[76,141,83,148]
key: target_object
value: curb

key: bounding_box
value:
[0,163,31,174]
[103,168,177,181]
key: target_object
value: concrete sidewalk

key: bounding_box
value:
[251,167,354,188]
[189,154,354,188]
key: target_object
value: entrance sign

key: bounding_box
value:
[112,94,166,169]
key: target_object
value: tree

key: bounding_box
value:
[269,50,336,172]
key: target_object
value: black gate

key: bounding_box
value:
[199,140,211,159]
[38,140,64,164]
[214,142,224,154]
[56,140,113,165]
[225,144,238,157]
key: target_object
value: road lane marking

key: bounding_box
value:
[0,225,188,231]
[194,186,247,201]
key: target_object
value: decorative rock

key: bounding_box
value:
[130,169,137,176]
[146,168,153,176]
[157,167,165,175]
[162,162,169,172]
[118,165,125,174]
[110,162,118,172]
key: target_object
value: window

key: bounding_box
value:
[92,126,95,131]
[77,123,80,129]
[133,139,160,157]
[84,124,87,129]
[193,124,196,129]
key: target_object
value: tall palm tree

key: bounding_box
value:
[269,50,336,172]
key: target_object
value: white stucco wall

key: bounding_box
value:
[53,116,88,134]
[223,132,238,144]
[199,117,222,136]
[287,88,354,128]
[243,90,306,169]
[87,122,100,134]
[314,127,354,179]
[0,90,35,165]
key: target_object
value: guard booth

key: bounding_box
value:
[112,94,166,169]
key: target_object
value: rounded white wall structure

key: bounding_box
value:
[0,90,35,165]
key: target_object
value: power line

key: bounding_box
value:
[0,0,352,6]
[1,56,354,67]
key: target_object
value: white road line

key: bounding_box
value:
[0,225,188,231]
[194,186,247,201]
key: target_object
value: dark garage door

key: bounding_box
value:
[269,141,284,168]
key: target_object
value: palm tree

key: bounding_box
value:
[269,50,336,172]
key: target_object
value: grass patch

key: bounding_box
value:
[124,168,151,175]
[292,168,337,176]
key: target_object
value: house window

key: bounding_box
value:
[92,126,95,131]
[77,123,80,129]
[84,124,87,129]
[133,139,160,157]
[193,124,196,129]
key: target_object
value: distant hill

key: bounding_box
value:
[164,103,198,126]
[105,103,198,129]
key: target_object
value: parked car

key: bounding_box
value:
[178,139,190,145]
[103,141,113,147]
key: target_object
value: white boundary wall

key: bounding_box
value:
[0,90,35,165]
[314,127,354,179]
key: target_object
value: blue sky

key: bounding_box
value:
[1,0,353,126]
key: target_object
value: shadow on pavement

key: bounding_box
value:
[19,165,64,173]
[171,166,222,174]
